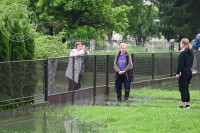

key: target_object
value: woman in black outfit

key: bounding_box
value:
[176,38,194,109]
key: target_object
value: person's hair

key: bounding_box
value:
[119,43,127,49]
[181,38,192,50]
[75,42,83,48]
[196,34,200,38]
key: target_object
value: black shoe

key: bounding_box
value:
[116,99,121,102]
[124,100,128,102]
[179,105,187,108]
[124,98,128,102]
[186,105,190,109]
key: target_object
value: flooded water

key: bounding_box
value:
[0,75,200,132]
[0,109,105,133]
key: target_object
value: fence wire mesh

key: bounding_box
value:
[133,53,152,81]
[96,55,106,86]
[1,51,200,109]
[154,53,171,77]
[48,57,69,94]
[108,55,116,85]
[0,60,45,109]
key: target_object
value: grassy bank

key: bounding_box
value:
[47,88,200,132]
[1,88,200,132]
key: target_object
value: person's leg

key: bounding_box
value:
[115,75,123,102]
[124,76,132,101]
[186,71,192,108]
[68,78,73,91]
[75,75,82,90]
[186,83,190,107]
[178,78,187,107]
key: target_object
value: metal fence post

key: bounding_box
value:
[132,54,134,82]
[44,59,48,101]
[196,51,200,72]
[152,53,154,80]
[93,55,97,97]
[106,55,109,95]
[170,52,173,77]
[72,57,75,104]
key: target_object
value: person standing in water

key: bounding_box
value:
[114,43,133,102]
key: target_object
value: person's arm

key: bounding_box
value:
[114,55,121,72]
[124,54,133,72]
[198,40,200,48]
[70,49,85,56]
[194,39,198,48]
[176,52,185,77]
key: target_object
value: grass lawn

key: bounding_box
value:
[46,88,200,133]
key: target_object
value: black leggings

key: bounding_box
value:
[178,71,192,102]
[68,75,82,91]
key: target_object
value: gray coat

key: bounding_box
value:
[65,49,88,83]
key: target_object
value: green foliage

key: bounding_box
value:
[0,1,37,110]
[35,33,70,59]
[158,0,200,41]
[69,26,98,40]
[29,0,130,39]
[0,31,10,62]
[0,63,13,110]
[113,0,161,44]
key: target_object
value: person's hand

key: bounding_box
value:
[119,71,125,75]
[176,74,180,79]
[84,46,88,52]
[82,45,85,50]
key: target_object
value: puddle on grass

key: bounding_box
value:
[0,75,200,132]
[0,110,106,133]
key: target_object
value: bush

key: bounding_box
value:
[35,34,70,59]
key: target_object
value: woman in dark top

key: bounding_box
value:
[176,38,194,109]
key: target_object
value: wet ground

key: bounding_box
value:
[0,76,200,132]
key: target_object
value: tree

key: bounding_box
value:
[0,31,13,110]
[0,1,37,109]
[158,0,200,41]
[29,0,130,39]
[0,31,10,62]
[112,0,161,45]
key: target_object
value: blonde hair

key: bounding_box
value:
[75,42,83,48]
[119,43,128,49]
[181,38,192,50]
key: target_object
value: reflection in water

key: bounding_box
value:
[0,109,104,133]
[64,119,79,133]
[0,75,200,132]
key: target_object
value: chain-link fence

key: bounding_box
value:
[65,39,180,53]
[1,51,200,109]
[0,60,46,111]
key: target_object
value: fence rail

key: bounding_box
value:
[0,51,200,109]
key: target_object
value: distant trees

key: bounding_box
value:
[112,0,161,45]
[29,0,130,40]
[158,0,200,41]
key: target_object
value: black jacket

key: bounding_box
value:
[176,49,194,75]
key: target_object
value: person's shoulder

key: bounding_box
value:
[179,51,185,56]
[71,49,77,52]
[194,38,199,42]
[126,52,132,56]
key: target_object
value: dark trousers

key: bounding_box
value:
[68,75,82,91]
[115,74,132,100]
[178,71,192,102]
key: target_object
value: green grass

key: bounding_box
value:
[45,88,200,132]
[131,87,200,99]
[1,88,200,132]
